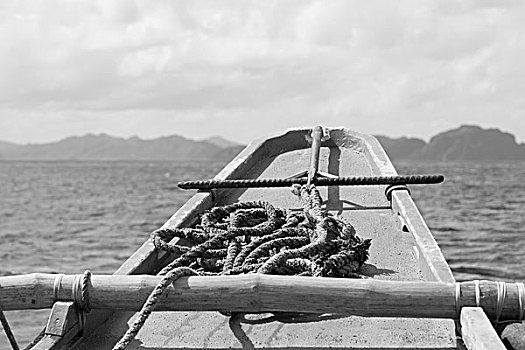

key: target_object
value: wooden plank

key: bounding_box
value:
[31,336,62,350]
[32,303,83,350]
[360,132,454,283]
[461,307,506,350]
[359,131,399,176]
[351,131,454,283]
[44,302,79,336]
[391,191,455,282]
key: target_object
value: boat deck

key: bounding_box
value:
[70,129,456,349]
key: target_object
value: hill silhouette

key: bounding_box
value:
[0,125,523,161]
[376,125,525,161]
[0,134,244,162]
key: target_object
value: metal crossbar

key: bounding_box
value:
[177,174,444,190]
[178,126,444,191]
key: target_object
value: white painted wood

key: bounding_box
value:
[461,307,506,350]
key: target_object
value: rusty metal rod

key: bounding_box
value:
[178,174,444,190]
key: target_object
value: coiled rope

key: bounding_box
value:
[112,185,371,349]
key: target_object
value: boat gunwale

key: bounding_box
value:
[33,127,455,349]
[358,131,454,283]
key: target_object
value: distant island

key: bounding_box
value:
[0,134,244,162]
[375,125,525,161]
[0,125,523,161]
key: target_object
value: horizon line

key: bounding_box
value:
[0,123,522,146]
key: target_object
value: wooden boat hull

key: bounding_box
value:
[35,127,457,349]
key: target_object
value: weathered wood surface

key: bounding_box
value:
[0,274,454,316]
[391,191,456,282]
[2,274,525,323]
[29,127,458,349]
[460,307,506,350]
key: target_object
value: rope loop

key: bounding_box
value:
[474,280,481,307]
[385,184,411,201]
[72,271,92,313]
[81,270,92,312]
[455,282,461,317]
[516,282,525,321]
[495,281,507,323]
[53,274,65,301]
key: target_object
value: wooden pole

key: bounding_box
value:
[307,125,323,186]
[0,274,523,321]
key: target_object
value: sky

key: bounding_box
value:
[0,0,524,145]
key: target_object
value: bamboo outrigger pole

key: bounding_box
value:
[1,273,524,322]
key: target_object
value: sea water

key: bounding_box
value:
[1,160,524,348]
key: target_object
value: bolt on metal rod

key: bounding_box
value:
[178,174,444,190]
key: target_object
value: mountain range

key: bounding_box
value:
[0,125,523,161]
[0,134,244,162]
[375,125,525,161]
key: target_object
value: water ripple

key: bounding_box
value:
[0,160,524,348]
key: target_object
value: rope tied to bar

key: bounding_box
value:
[516,282,525,321]
[71,271,92,313]
[112,185,371,349]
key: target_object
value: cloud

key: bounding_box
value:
[0,0,524,143]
